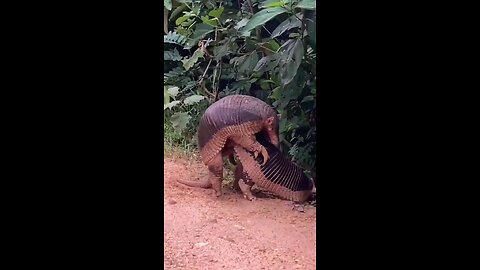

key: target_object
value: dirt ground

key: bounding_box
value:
[164,156,317,270]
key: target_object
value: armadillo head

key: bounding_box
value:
[262,115,280,147]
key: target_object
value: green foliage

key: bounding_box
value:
[296,0,316,10]
[164,31,188,46]
[164,0,317,180]
[241,7,287,34]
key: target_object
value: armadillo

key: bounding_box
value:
[233,134,315,203]
[179,95,280,197]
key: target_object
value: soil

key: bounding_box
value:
[164,157,317,270]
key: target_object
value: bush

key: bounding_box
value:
[164,0,317,181]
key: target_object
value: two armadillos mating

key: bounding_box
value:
[233,133,315,203]
[197,94,280,164]
[182,95,280,197]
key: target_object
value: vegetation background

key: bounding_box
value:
[163,0,317,182]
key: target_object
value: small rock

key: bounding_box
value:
[233,224,245,230]
[168,199,177,205]
[225,237,235,243]
[207,218,217,223]
[194,242,209,247]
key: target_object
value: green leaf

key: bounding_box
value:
[170,4,187,20]
[253,54,280,72]
[296,0,316,10]
[175,26,191,36]
[164,48,182,61]
[164,0,172,10]
[306,12,316,50]
[260,0,289,8]
[289,32,301,38]
[238,52,259,73]
[164,86,170,104]
[175,15,191,26]
[271,15,302,38]
[180,18,195,27]
[259,79,271,90]
[279,39,304,85]
[181,49,204,71]
[234,18,249,30]
[279,118,288,133]
[187,23,214,48]
[164,100,182,110]
[164,8,169,34]
[266,40,281,51]
[269,86,282,100]
[213,42,230,60]
[201,15,218,27]
[241,7,287,34]
[170,112,192,132]
[208,6,224,18]
[164,31,188,46]
[301,95,315,103]
[183,95,206,105]
[167,86,179,97]
[191,3,201,15]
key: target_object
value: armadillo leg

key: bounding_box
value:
[230,135,270,165]
[234,161,256,201]
[238,176,256,201]
[207,153,223,197]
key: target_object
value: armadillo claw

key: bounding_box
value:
[243,194,257,201]
[260,146,269,166]
[249,143,269,165]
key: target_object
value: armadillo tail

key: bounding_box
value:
[177,179,212,189]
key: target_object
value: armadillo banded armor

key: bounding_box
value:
[234,135,314,202]
[198,95,278,164]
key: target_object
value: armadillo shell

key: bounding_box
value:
[198,95,278,164]
[234,135,313,203]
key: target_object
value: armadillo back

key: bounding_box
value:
[198,95,278,164]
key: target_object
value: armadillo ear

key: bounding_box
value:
[266,116,275,125]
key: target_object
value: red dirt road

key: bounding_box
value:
[164,157,317,269]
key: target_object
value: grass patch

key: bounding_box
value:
[164,142,200,163]
[164,123,236,189]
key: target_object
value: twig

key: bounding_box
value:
[215,62,222,101]
[200,81,215,101]
[212,59,223,101]
[257,44,276,54]
[198,58,213,85]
